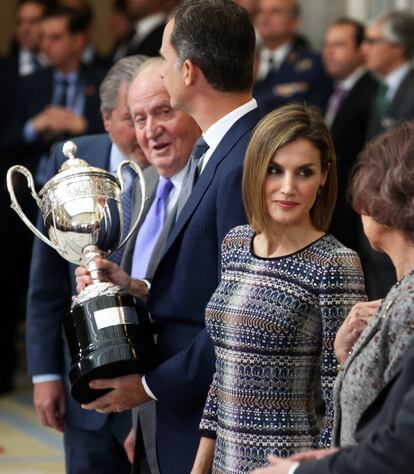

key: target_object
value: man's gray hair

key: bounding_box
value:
[99,55,148,116]
[371,10,414,59]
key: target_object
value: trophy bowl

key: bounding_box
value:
[7,141,156,403]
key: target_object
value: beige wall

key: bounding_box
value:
[0,0,114,56]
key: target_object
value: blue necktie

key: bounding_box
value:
[130,177,174,279]
[110,167,136,266]
[56,78,69,107]
[176,137,209,217]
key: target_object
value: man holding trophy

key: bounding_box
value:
[21,55,200,474]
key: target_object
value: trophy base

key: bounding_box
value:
[63,290,156,404]
[69,349,153,404]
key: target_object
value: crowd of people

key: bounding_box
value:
[1,0,414,473]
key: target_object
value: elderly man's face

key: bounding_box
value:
[362,21,404,76]
[128,64,201,177]
[103,83,148,168]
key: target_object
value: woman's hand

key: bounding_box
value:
[190,437,216,474]
[334,299,382,363]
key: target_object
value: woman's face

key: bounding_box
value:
[264,138,327,229]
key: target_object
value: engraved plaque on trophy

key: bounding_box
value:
[7,141,155,403]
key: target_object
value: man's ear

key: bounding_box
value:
[102,112,111,134]
[183,59,198,86]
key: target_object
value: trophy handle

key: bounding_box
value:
[115,160,146,250]
[6,165,57,250]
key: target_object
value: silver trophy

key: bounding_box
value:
[7,141,155,403]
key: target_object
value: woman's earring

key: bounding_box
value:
[315,186,323,203]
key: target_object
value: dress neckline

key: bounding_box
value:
[249,232,328,261]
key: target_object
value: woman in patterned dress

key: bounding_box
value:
[191,104,366,474]
[250,118,414,474]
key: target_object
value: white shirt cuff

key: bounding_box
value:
[141,375,158,401]
[288,462,300,474]
[32,374,62,384]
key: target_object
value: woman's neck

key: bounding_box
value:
[253,223,324,259]
[381,230,414,280]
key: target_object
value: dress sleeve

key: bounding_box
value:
[318,249,367,447]
[199,370,219,437]
[199,228,241,436]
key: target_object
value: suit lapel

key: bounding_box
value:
[122,166,158,272]
[165,108,259,252]
[386,68,414,116]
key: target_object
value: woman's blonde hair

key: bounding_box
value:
[242,104,337,237]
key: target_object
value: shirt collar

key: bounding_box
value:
[54,69,79,84]
[261,42,292,67]
[110,142,129,174]
[336,66,367,91]
[384,62,411,92]
[134,13,165,41]
[203,98,257,152]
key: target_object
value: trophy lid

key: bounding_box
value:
[39,141,118,196]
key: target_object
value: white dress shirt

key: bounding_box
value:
[142,99,258,401]
[200,98,258,173]
[256,43,292,81]
[383,62,411,104]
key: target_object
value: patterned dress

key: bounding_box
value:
[199,225,366,474]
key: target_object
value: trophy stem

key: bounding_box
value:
[83,245,110,284]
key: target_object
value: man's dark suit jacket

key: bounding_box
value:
[367,67,414,140]
[26,134,131,434]
[254,40,332,116]
[328,72,379,251]
[142,108,260,474]
[360,68,414,299]
[125,22,165,58]
[297,339,414,474]
[8,64,106,173]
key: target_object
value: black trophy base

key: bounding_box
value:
[63,291,156,404]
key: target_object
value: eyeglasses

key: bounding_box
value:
[363,36,388,46]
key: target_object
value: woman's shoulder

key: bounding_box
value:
[224,224,253,242]
[222,224,252,254]
[315,234,362,264]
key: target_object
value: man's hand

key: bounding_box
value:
[75,257,148,300]
[123,428,135,464]
[250,448,339,473]
[289,448,338,462]
[81,374,151,413]
[334,300,381,363]
[33,380,66,433]
[31,106,87,135]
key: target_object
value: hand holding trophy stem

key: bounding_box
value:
[7,140,156,404]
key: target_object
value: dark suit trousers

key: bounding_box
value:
[64,412,131,474]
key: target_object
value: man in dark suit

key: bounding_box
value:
[77,1,259,472]
[251,339,414,474]
[26,55,148,474]
[322,18,379,251]
[253,0,332,115]
[123,0,168,58]
[0,0,48,394]
[122,57,201,474]
[359,10,414,299]
[9,6,107,184]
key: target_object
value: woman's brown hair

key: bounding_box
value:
[242,104,337,237]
